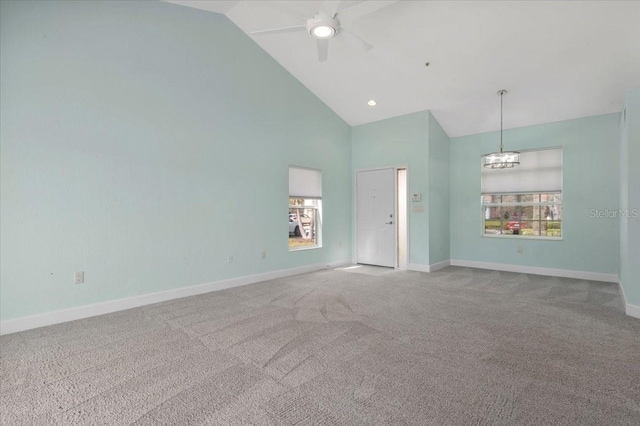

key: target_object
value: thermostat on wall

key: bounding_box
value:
[411,193,422,202]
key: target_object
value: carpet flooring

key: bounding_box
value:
[1,266,639,425]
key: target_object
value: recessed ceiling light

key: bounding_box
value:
[367,99,377,106]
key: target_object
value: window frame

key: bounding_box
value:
[481,192,563,240]
[288,166,322,251]
[289,198,322,251]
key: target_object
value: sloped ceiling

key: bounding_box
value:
[166,1,640,137]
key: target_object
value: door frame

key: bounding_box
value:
[353,166,409,268]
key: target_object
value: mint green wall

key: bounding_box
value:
[428,113,451,264]
[620,87,640,306]
[619,100,629,301]
[0,1,351,321]
[351,111,430,266]
[450,114,620,274]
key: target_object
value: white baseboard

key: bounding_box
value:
[449,259,618,283]
[452,260,640,319]
[407,260,451,273]
[617,278,628,307]
[408,263,430,273]
[429,260,451,272]
[626,303,640,319]
[618,278,640,320]
[0,259,351,336]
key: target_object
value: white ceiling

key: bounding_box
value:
[166,1,640,137]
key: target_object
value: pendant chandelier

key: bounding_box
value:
[482,90,520,169]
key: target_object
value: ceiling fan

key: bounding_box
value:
[250,1,387,62]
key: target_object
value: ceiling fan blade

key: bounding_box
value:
[339,28,373,52]
[337,0,399,24]
[317,38,329,62]
[320,0,341,18]
[251,25,306,36]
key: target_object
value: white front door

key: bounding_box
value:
[356,168,396,267]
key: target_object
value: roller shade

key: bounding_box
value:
[289,167,322,198]
[481,148,562,194]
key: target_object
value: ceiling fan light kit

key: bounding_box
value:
[307,14,338,39]
[250,0,376,62]
[482,90,520,169]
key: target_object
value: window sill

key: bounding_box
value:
[289,245,322,252]
[482,234,563,241]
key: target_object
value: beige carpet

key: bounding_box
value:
[1,266,639,425]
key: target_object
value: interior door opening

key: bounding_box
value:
[398,168,407,269]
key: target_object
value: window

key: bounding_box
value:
[481,148,562,238]
[289,167,322,250]
[483,193,562,237]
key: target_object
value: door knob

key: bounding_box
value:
[386,221,393,224]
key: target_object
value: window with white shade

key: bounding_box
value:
[481,148,562,238]
[289,167,322,250]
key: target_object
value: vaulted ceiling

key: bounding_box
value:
[166,1,640,137]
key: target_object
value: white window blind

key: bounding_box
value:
[481,148,562,194]
[289,167,322,198]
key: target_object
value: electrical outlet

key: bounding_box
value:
[227,255,233,264]
[261,250,266,259]
[74,271,84,284]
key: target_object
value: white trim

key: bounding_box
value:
[449,259,618,283]
[626,303,640,319]
[429,260,451,272]
[289,245,321,252]
[482,235,563,241]
[0,259,351,336]
[617,278,628,307]
[353,166,410,268]
[408,263,431,273]
[618,278,640,320]
[397,168,409,270]
[354,166,404,268]
[407,260,451,273]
